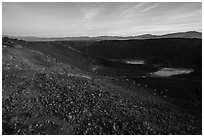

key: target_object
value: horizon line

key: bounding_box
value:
[2,30,202,38]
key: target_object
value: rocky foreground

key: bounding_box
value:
[2,39,202,134]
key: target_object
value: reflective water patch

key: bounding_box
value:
[124,60,145,64]
[150,68,193,77]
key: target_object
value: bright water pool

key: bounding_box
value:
[150,68,194,77]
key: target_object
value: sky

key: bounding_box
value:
[2,2,202,37]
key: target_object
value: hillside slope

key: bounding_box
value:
[2,38,202,135]
[65,38,202,69]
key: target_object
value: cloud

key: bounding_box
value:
[2,2,202,37]
[83,8,98,19]
[80,4,102,20]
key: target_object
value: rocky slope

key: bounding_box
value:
[2,38,202,135]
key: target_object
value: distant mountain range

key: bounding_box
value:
[3,31,202,41]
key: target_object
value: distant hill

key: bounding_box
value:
[131,31,202,39]
[158,31,202,39]
[3,31,202,42]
